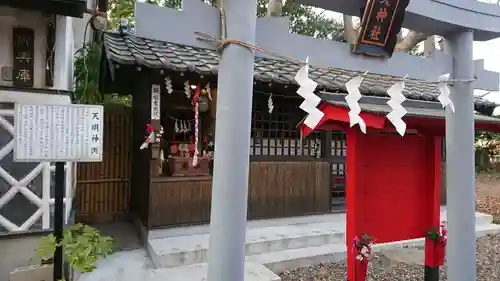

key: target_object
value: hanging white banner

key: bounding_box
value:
[345,75,367,133]
[294,57,324,129]
[437,73,455,113]
[386,81,407,136]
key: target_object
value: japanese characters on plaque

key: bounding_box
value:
[13,104,104,162]
[151,84,161,120]
[352,0,410,57]
[12,27,35,87]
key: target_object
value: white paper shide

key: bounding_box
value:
[268,93,274,113]
[151,84,161,120]
[14,103,104,162]
[345,76,367,133]
[437,73,455,113]
[294,57,324,129]
[386,81,407,136]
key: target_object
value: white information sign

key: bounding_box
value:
[151,84,161,120]
[14,103,104,162]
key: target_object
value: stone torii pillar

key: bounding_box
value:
[445,31,476,281]
[205,0,258,281]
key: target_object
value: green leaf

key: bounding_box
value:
[35,224,115,273]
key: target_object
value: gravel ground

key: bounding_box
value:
[279,234,500,281]
[279,175,500,281]
[476,173,500,223]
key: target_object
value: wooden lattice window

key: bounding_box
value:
[250,94,322,157]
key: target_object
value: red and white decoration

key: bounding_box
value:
[140,124,164,150]
[296,61,456,136]
[192,86,201,166]
[425,221,447,267]
[352,234,374,281]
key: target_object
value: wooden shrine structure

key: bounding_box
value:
[98,0,500,280]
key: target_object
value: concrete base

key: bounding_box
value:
[77,249,280,281]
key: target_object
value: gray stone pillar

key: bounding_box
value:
[445,30,476,281]
[206,0,257,280]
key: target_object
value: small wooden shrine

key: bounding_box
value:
[299,93,500,281]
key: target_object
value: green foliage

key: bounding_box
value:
[74,43,103,104]
[258,0,345,41]
[108,0,190,28]
[409,44,424,56]
[74,42,132,106]
[36,223,114,273]
[427,226,439,241]
[107,0,345,41]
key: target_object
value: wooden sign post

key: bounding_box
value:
[353,0,410,57]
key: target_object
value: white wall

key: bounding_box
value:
[0,0,95,89]
[0,7,48,88]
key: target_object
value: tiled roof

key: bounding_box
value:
[102,32,497,113]
[322,93,500,123]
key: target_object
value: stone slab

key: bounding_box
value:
[78,250,281,281]
[148,222,345,268]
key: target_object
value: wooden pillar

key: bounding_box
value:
[208,87,218,138]
[130,68,152,226]
[440,137,447,205]
[424,136,443,281]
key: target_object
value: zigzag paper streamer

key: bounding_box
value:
[165,76,173,94]
[294,57,324,129]
[386,81,407,136]
[268,93,274,113]
[437,73,455,113]
[205,83,212,100]
[184,80,191,99]
[345,76,367,133]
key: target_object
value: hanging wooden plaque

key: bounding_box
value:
[12,27,35,87]
[352,0,411,57]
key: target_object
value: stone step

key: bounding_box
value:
[442,211,493,226]
[248,223,500,273]
[148,211,495,269]
[148,222,345,268]
[149,262,281,281]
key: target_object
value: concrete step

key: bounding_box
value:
[150,262,281,281]
[247,243,346,272]
[248,223,500,273]
[148,222,344,268]
[147,210,496,269]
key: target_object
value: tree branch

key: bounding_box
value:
[267,0,283,17]
[394,30,427,52]
[343,14,357,44]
